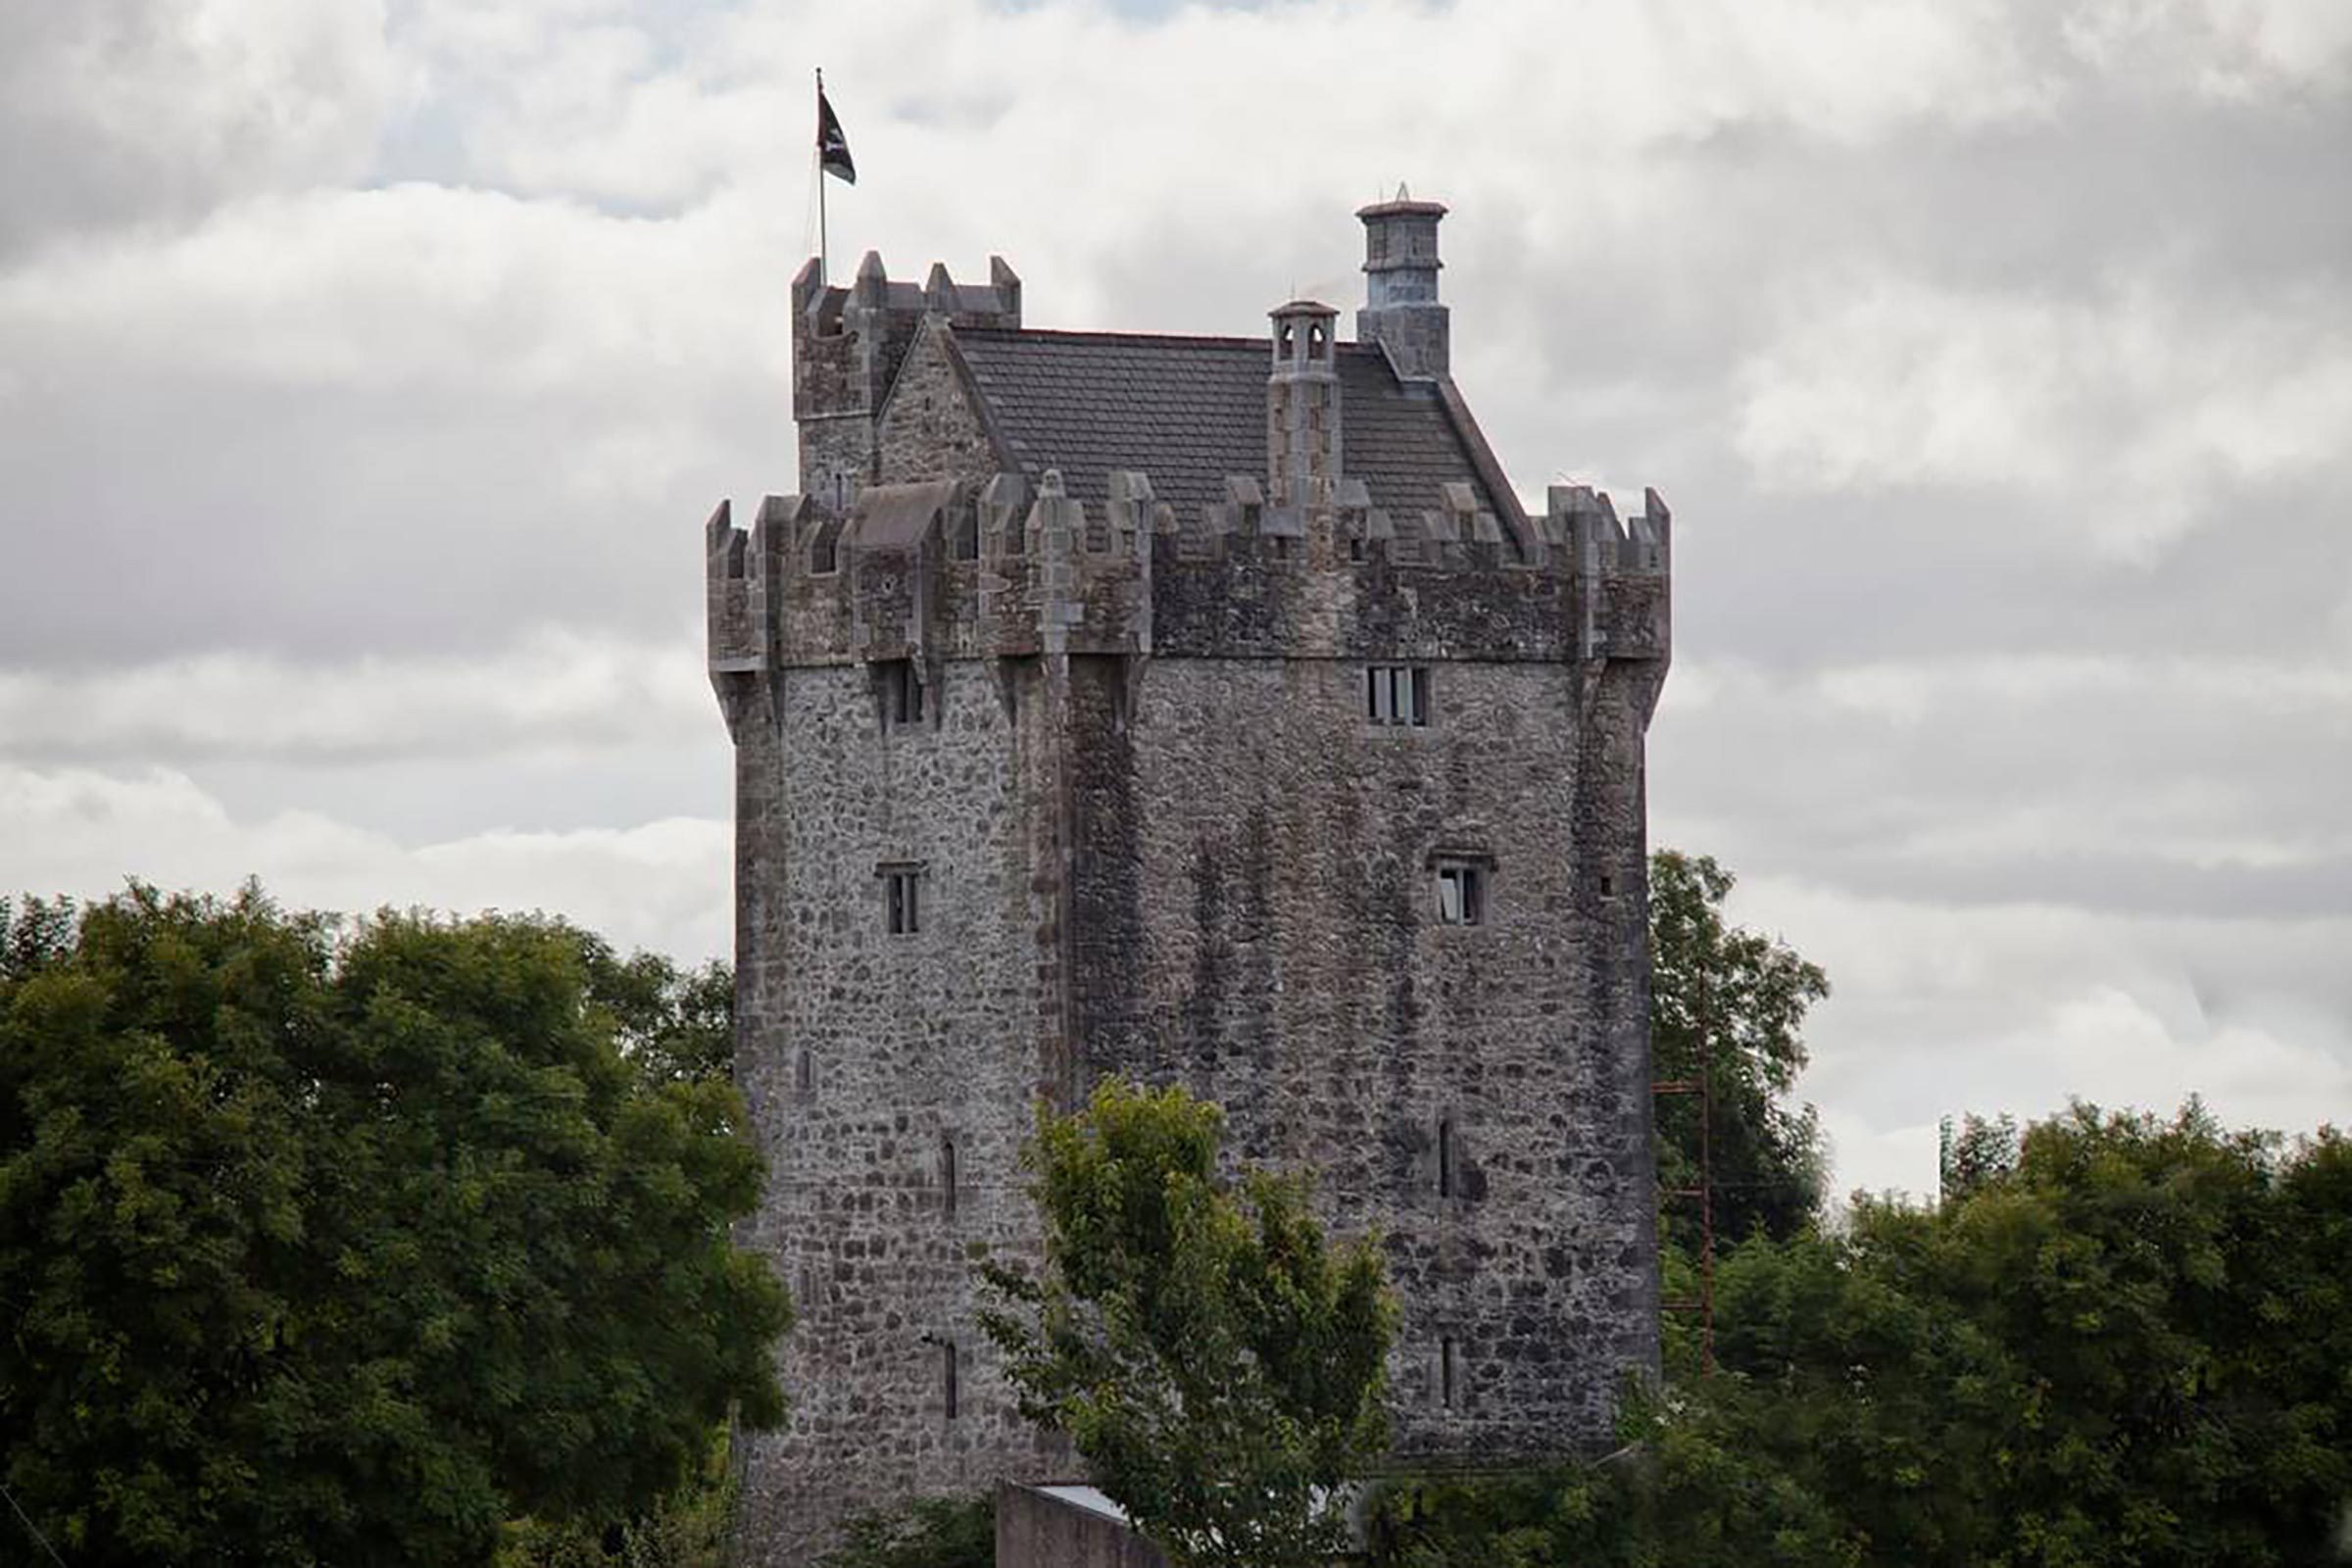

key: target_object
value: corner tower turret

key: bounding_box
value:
[1266,298,1341,507]
[790,250,1021,519]
[1356,190,1449,379]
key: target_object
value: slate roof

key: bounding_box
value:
[949,327,1504,527]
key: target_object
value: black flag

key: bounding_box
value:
[816,86,856,185]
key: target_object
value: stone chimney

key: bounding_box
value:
[1266,298,1341,507]
[1356,188,1448,379]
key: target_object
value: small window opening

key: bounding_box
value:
[795,1049,813,1097]
[941,1136,958,1218]
[1599,873,1616,897]
[1435,860,1485,926]
[1366,664,1431,727]
[1272,535,1291,561]
[880,660,924,727]
[884,868,921,935]
[942,1340,960,1420]
[1438,1118,1455,1198]
[1441,1337,1457,1407]
[1349,536,1365,563]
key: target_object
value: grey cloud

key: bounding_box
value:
[0,188,792,663]
[0,0,396,259]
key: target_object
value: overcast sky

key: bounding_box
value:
[3,0,2347,1199]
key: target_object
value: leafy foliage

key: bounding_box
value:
[978,1078,1396,1568]
[1936,1109,2021,1203]
[818,1493,995,1568]
[496,1426,742,1568]
[0,885,791,1568]
[1649,850,1830,1242]
[1370,1409,1862,1568]
[1374,1102,2352,1567]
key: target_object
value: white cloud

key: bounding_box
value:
[1811,652,2352,727]
[0,181,795,661]
[1726,874,2352,1200]
[2064,0,2352,96]
[1733,277,2352,559]
[0,182,789,401]
[0,0,403,251]
[395,0,2054,217]
[0,628,709,761]
[0,764,729,960]
[1657,652,2352,891]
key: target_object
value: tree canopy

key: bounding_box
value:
[978,1077,1396,1568]
[1374,1102,2352,1567]
[1649,850,1830,1243]
[0,886,789,1568]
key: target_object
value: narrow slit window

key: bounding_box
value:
[879,660,924,728]
[1435,860,1485,926]
[1438,1118,1455,1198]
[941,1136,958,1218]
[942,1340,959,1420]
[883,868,921,935]
[1367,664,1430,726]
[795,1049,813,1097]
[1441,1337,1457,1407]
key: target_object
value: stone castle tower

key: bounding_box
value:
[704,196,1672,1566]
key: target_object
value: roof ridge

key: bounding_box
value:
[953,325,1268,351]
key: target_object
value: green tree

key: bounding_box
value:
[1710,1102,2352,1564]
[1936,1109,2020,1203]
[1375,1101,2352,1567]
[818,1493,995,1568]
[496,1426,743,1568]
[0,885,791,1568]
[1369,1402,1863,1568]
[979,1078,1396,1568]
[1649,850,1830,1243]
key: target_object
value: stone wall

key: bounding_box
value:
[874,324,1000,491]
[1067,652,1660,1452]
[711,475,1669,1564]
[729,656,1065,1567]
[996,1484,1171,1568]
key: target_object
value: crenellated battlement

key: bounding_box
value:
[790,251,1021,519]
[705,462,1670,726]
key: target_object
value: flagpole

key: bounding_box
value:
[815,67,829,287]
